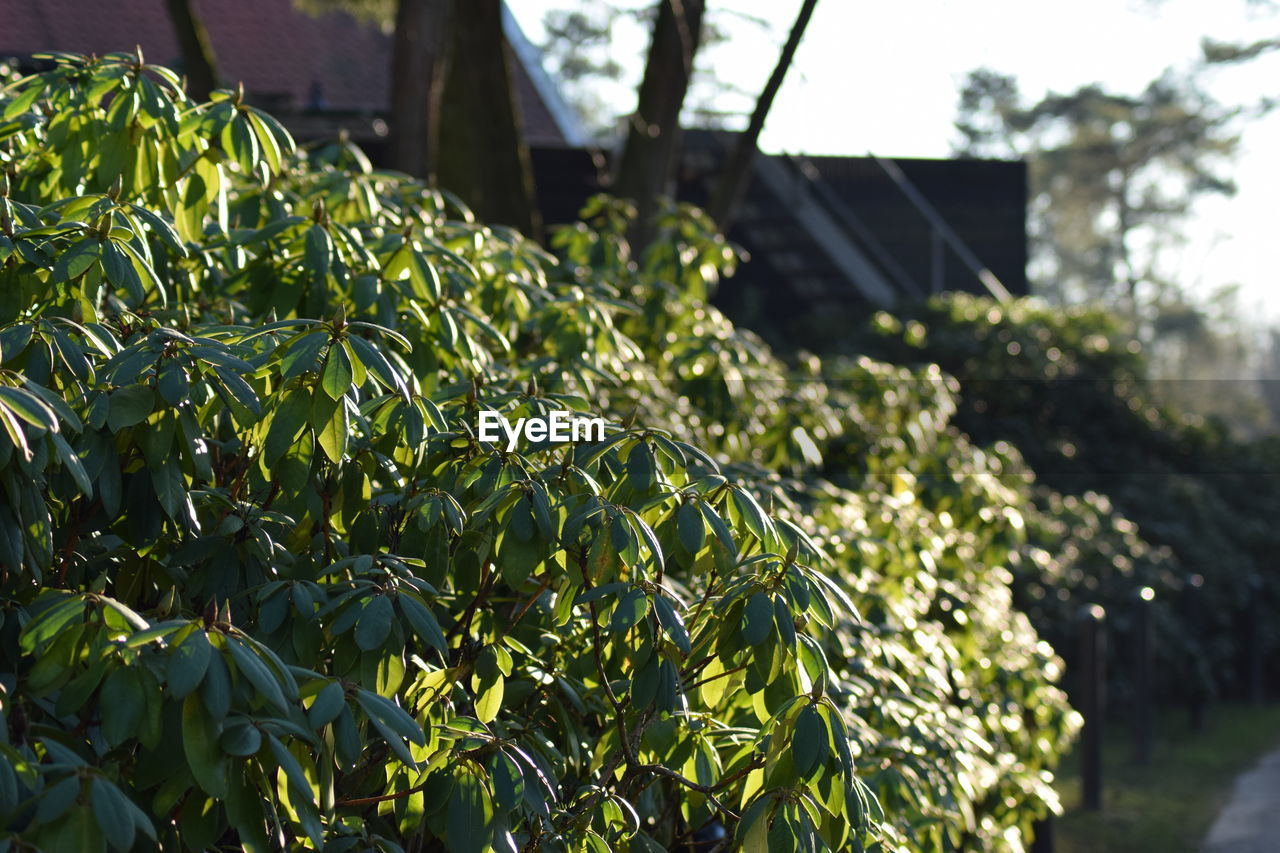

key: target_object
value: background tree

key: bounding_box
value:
[537,2,769,138]
[1261,327,1280,427]
[163,0,220,100]
[297,0,795,242]
[299,0,537,231]
[1144,284,1273,435]
[1200,15,1280,119]
[538,4,627,134]
[436,0,541,236]
[954,69,1268,429]
[954,69,1238,314]
[613,0,707,248]
[707,0,818,232]
[388,0,453,178]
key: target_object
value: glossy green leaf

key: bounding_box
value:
[89,778,137,852]
[53,237,102,282]
[307,681,346,728]
[321,339,353,400]
[182,692,228,798]
[220,720,263,756]
[355,595,394,651]
[792,704,828,778]
[448,770,494,853]
[167,628,212,698]
[741,591,775,647]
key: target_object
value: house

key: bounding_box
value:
[0,0,587,152]
[531,132,1028,352]
[688,136,1028,350]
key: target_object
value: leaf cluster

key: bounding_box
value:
[0,55,1078,852]
[868,295,1280,708]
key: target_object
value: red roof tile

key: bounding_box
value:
[0,0,567,142]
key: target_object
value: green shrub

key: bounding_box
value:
[0,54,1074,852]
[868,295,1280,706]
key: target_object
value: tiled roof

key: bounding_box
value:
[0,0,568,142]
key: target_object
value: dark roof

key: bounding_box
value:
[531,133,1029,354]
[689,139,1028,351]
[798,155,1027,300]
[0,0,572,143]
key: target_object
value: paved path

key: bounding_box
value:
[1203,749,1280,852]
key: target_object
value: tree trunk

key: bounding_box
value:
[707,0,818,233]
[613,0,706,250]
[435,0,541,238]
[1116,168,1137,313]
[164,0,219,101]
[389,0,453,178]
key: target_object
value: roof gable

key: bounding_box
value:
[0,0,576,143]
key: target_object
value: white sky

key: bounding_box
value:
[511,0,1280,321]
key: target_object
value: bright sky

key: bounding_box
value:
[511,0,1280,322]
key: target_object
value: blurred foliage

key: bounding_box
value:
[293,0,396,31]
[0,53,1081,852]
[868,295,1280,709]
[954,69,1238,310]
[533,0,771,137]
[951,66,1280,439]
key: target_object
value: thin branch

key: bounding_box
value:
[708,0,820,231]
[503,573,552,635]
[685,661,748,692]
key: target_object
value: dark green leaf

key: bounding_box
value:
[51,432,91,495]
[36,775,81,823]
[742,592,775,647]
[304,226,332,277]
[626,442,656,492]
[263,385,311,467]
[53,237,102,282]
[652,595,691,656]
[106,385,153,431]
[278,331,328,379]
[100,667,145,747]
[219,720,262,757]
[182,693,228,798]
[610,588,649,633]
[448,770,494,853]
[307,681,346,728]
[226,637,289,712]
[0,385,57,432]
[354,595,394,651]
[167,628,211,699]
[157,360,189,405]
[212,365,261,416]
[89,778,136,852]
[676,501,705,555]
[397,593,447,655]
[792,705,828,778]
